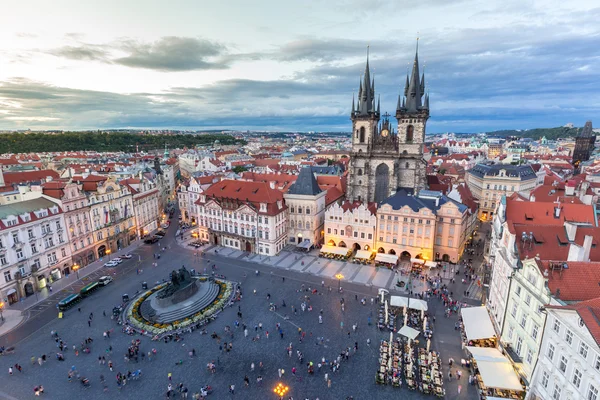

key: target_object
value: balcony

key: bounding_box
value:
[41,230,52,237]
[12,241,23,249]
[29,235,36,242]
[504,344,523,365]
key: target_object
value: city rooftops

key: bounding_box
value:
[468,163,536,180]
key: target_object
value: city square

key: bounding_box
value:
[0,225,486,399]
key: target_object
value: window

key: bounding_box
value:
[16,249,24,259]
[532,324,539,340]
[327,228,331,234]
[28,229,34,238]
[519,313,527,328]
[580,343,589,359]
[565,330,573,345]
[515,336,523,355]
[0,254,6,266]
[61,248,67,258]
[526,348,533,364]
[559,355,568,373]
[511,303,518,317]
[589,385,599,400]
[508,325,514,339]
[12,232,19,244]
[552,384,561,400]
[541,370,549,388]
[547,343,555,360]
[572,368,582,388]
[595,355,600,371]
[4,270,12,282]
[552,319,561,333]
[524,294,531,306]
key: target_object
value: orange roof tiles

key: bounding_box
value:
[505,199,594,225]
[199,180,285,216]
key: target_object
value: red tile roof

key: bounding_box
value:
[198,180,285,216]
[515,224,600,261]
[505,199,595,225]
[0,170,60,192]
[340,200,377,215]
[539,260,600,302]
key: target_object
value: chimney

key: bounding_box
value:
[582,234,593,262]
[269,181,276,190]
[564,222,577,242]
[46,176,53,183]
[554,206,561,218]
[529,194,536,202]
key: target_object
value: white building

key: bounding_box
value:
[178,175,218,223]
[324,200,377,252]
[0,198,72,305]
[284,167,326,247]
[120,177,161,238]
[529,297,600,400]
[196,180,287,256]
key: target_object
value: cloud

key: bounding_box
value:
[113,36,229,71]
[50,45,109,61]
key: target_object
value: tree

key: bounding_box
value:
[232,166,248,174]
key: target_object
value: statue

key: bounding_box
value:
[159,266,194,299]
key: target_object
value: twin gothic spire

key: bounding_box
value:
[351,41,428,118]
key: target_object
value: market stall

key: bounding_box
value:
[319,245,351,260]
[295,239,312,252]
[424,261,438,269]
[398,325,420,340]
[410,258,425,273]
[375,253,399,268]
[460,306,497,347]
[389,296,429,311]
[466,346,525,399]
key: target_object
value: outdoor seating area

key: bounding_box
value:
[352,249,374,265]
[460,306,497,348]
[375,253,398,268]
[295,239,312,252]
[319,245,352,260]
[389,296,432,339]
[465,347,525,400]
[376,333,445,397]
[378,299,397,331]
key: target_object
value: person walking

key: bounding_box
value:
[250,362,255,372]
[8,367,13,376]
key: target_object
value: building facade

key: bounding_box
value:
[324,200,377,252]
[88,178,136,258]
[529,299,600,400]
[0,198,72,304]
[121,178,160,239]
[284,167,326,246]
[347,48,428,203]
[196,180,287,256]
[466,164,538,220]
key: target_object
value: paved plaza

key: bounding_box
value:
[0,223,490,400]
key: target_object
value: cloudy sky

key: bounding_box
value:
[0,0,599,133]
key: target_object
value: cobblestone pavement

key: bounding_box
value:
[0,220,489,400]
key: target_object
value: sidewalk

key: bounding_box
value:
[8,240,144,312]
[0,309,24,337]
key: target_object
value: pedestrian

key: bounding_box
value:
[250,362,254,372]
[457,370,462,379]
[367,338,371,346]
[244,375,249,387]
[458,384,462,394]
[448,370,453,381]
[328,378,332,388]
[324,372,328,382]
[8,367,13,376]
[168,372,172,381]
[229,384,235,394]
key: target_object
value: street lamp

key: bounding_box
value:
[335,273,344,290]
[72,264,80,279]
[0,301,4,322]
[273,383,289,399]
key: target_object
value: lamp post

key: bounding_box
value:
[72,264,80,279]
[273,383,289,399]
[0,301,5,322]
[335,273,344,291]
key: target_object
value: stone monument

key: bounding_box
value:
[156,266,199,306]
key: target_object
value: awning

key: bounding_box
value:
[389,295,428,311]
[296,239,312,249]
[398,325,420,340]
[410,258,425,264]
[320,245,349,256]
[7,288,17,295]
[425,261,438,268]
[466,346,523,391]
[354,250,372,259]
[461,306,496,341]
[375,253,398,264]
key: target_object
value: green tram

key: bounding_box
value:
[79,281,100,297]
[58,294,81,311]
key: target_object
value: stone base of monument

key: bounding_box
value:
[139,277,221,324]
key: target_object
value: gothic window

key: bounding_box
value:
[358,180,362,185]
[374,163,390,203]
[406,125,414,142]
[359,127,365,143]
[358,169,362,176]
[356,129,359,138]
[394,162,399,175]
[405,162,409,168]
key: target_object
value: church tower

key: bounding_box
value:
[347,44,429,204]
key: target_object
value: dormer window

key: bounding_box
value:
[260,203,267,212]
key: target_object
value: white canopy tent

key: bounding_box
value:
[296,239,312,249]
[375,253,398,264]
[466,347,523,391]
[354,250,372,259]
[424,261,438,268]
[389,295,428,311]
[461,306,496,341]
[410,258,425,264]
[398,325,420,340]
[320,245,349,256]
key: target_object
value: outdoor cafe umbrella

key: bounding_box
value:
[426,338,431,352]
[404,312,408,326]
[423,317,428,332]
[428,351,432,364]
[421,309,425,319]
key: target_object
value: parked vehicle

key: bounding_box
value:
[58,294,81,311]
[103,261,119,267]
[121,253,133,259]
[80,281,100,297]
[112,257,123,264]
[98,276,113,286]
[144,236,159,244]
